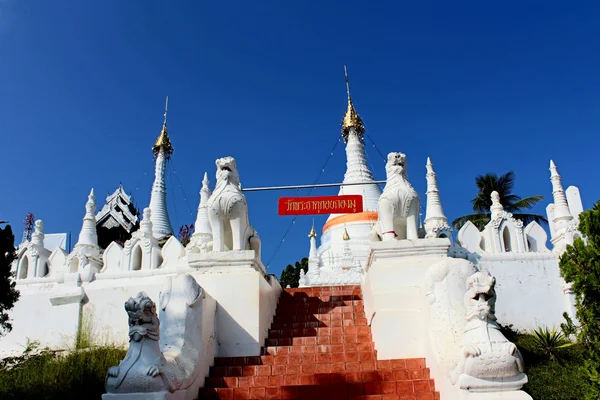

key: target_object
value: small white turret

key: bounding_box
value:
[424,157,451,238]
[549,160,573,229]
[31,220,45,247]
[193,172,212,235]
[547,160,581,253]
[490,191,504,221]
[76,189,98,247]
[308,224,318,260]
[64,190,103,280]
[140,207,154,236]
[187,173,214,254]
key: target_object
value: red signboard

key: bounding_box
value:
[278,195,363,216]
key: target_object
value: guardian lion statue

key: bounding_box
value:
[425,259,527,393]
[206,156,261,257]
[451,271,525,388]
[370,152,420,241]
[104,274,216,399]
[105,292,165,395]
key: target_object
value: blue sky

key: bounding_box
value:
[0,1,599,276]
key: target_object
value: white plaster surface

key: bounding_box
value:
[483,255,571,331]
[0,282,81,356]
[363,239,531,400]
[362,238,450,360]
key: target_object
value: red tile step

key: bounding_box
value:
[199,286,439,399]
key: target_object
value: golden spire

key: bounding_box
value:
[341,65,365,141]
[152,96,174,159]
[308,219,317,238]
[342,226,351,241]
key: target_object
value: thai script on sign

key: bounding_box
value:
[278,195,364,216]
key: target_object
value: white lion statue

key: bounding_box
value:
[425,259,527,393]
[206,156,261,257]
[371,152,420,241]
[451,271,525,387]
[104,275,216,399]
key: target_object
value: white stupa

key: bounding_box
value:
[148,97,174,241]
[304,68,381,286]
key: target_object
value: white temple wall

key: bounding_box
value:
[481,254,571,331]
[362,239,450,360]
[1,265,281,359]
[1,282,81,356]
[363,239,533,400]
[192,268,281,357]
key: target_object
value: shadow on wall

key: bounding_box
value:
[215,301,264,357]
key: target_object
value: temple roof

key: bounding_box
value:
[95,185,139,233]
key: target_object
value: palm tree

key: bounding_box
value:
[452,171,548,230]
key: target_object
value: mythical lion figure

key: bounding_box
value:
[105,275,215,398]
[205,157,261,258]
[425,259,527,393]
[371,152,420,241]
[105,292,165,394]
[451,271,525,387]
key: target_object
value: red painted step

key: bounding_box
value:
[200,286,439,400]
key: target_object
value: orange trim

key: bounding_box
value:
[322,211,379,233]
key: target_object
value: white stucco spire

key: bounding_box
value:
[193,172,212,235]
[490,190,504,220]
[140,207,154,236]
[31,220,45,247]
[306,221,320,276]
[308,223,318,259]
[328,67,381,219]
[76,189,99,247]
[148,97,174,240]
[424,157,450,238]
[549,160,573,228]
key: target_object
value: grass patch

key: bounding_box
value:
[0,345,126,400]
[515,332,588,400]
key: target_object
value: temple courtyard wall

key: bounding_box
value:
[0,262,281,358]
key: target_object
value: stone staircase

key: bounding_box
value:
[200,286,439,399]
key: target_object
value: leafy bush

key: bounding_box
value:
[559,201,600,398]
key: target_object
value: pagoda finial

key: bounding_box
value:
[163,95,168,125]
[341,65,365,141]
[152,96,174,159]
[308,219,317,238]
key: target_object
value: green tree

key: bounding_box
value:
[279,257,308,288]
[0,224,20,335]
[452,171,547,230]
[559,201,600,399]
